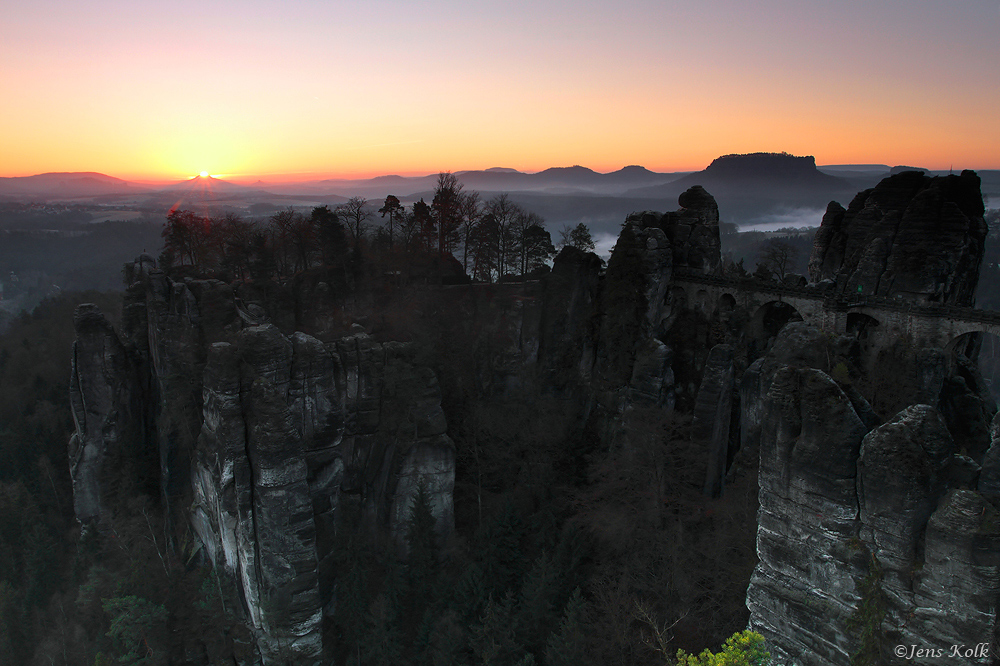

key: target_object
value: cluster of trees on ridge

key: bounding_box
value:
[159,173,596,285]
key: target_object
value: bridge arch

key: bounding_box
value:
[944,330,1000,402]
[695,289,711,315]
[945,330,983,359]
[846,312,880,340]
[746,300,805,357]
[718,293,736,314]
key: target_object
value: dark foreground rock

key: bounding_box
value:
[809,170,986,305]
[69,273,455,664]
[747,326,1000,666]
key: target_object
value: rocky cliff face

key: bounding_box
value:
[69,266,454,664]
[809,170,987,304]
[629,185,722,275]
[746,325,1000,665]
[68,303,148,523]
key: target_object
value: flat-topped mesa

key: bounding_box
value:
[809,169,987,305]
[703,152,822,180]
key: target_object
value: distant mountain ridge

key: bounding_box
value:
[4,160,994,230]
[0,172,143,198]
[307,164,678,198]
[161,175,257,194]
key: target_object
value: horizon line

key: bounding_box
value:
[4,161,995,184]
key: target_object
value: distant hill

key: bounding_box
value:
[651,152,847,191]
[889,165,930,175]
[0,172,147,199]
[159,175,260,195]
[627,152,867,225]
[304,165,677,199]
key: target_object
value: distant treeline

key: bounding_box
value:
[159,173,595,286]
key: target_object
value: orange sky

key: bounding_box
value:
[2,0,998,181]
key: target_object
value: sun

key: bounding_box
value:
[199,171,209,178]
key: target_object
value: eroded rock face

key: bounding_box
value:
[808,170,986,304]
[909,489,1000,659]
[663,186,722,273]
[858,409,999,664]
[747,326,1000,665]
[596,220,674,388]
[68,304,146,523]
[747,360,868,666]
[858,406,953,585]
[536,246,603,392]
[190,326,454,664]
[692,344,735,497]
[71,270,455,665]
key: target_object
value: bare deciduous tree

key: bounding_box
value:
[337,196,373,247]
[756,238,798,280]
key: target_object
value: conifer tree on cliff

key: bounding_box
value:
[559,223,595,253]
[518,215,552,273]
[378,195,404,249]
[313,205,347,267]
[432,172,463,256]
[412,198,435,252]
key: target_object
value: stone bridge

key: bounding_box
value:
[670,269,1000,352]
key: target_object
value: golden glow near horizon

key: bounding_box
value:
[1,0,999,180]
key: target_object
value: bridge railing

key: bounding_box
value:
[670,269,1000,325]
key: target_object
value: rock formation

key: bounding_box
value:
[809,170,987,304]
[746,325,1000,665]
[535,245,604,393]
[625,186,721,275]
[69,170,999,665]
[692,344,735,497]
[69,269,455,664]
[68,304,147,523]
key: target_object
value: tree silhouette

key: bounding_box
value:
[378,195,404,249]
[559,223,595,252]
[412,198,434,252]
[484,193,523,279]
[757,238,798,280]
[337,197,373,248]
[432,172,464,256]
[521,222,555,272]
[457,190,482,274]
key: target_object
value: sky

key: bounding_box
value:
[2,0,999,181]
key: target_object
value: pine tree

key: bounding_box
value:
[473,592,532,666]
[475,504,527,599]
[363,592,407,666]
[405,480,439,589]
[514,551,561,656]
[451,561,489,625]
[544,588,589,666]
[336,556,370,665]
[675,630,770,666]
[102,595,168,665]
